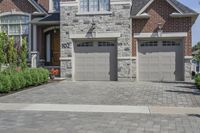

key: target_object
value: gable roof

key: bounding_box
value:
[131,0,198,16]
[30,13,60,25]
[27,0,47,14]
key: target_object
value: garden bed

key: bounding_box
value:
[0,68,49,93]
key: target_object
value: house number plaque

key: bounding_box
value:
[62,43,71,49]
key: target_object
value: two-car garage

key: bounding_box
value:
[73,39,184,82]
[138,40,184,82]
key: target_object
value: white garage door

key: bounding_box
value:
[138,40,184,82]
[74,41,117,81]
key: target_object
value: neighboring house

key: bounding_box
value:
[192,50,200,74]
[0,0,198,82]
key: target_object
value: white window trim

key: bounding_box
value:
[76,11,112,15]
[78,0,111,14]
[49,0,60,13]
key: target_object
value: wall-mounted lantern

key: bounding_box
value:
[157,23,163,37]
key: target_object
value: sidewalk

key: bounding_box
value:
[0,103,200,115]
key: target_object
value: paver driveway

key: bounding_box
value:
[0,81,200,133]
[0,111,200,133]
[0,81,199,107]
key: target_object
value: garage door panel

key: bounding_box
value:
[139,40,184,82]
[75,41,117,81]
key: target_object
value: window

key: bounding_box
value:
[80,0,110,12]
[140,41,158,47]
[98,42,114,47]
[162,41,180,46]
[50,0,60,12]
[0,14,29,47]
[77,42,93,47]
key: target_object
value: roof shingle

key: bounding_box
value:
[131,0,198,16]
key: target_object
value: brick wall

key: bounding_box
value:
[0,0,37,13]
[132,0,192,56]
[36,0,49,11]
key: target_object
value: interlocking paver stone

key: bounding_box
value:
[0,111,199,133]
[0,81,199,107]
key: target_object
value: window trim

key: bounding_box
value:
[78,0,111,15]
[49,0,60,13]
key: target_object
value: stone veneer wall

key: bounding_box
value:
[184,58,192,81]
[60,0,135,81]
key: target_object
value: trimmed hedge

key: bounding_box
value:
[195,74,200,89]
[0,68,49,93]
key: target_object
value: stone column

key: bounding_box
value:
[184,56,192,81]
[31,25,38,68]
[31,51,38,68]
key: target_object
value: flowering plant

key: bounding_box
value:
[50,68,59,75]
[49,68,60,80]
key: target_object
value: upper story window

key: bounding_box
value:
[49,0,60,12]
[0,14,29,47]
[80,0,110,12]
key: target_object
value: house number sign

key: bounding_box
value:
[62,43,71,49]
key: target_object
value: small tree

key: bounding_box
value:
[7,37,17,68]
[194,42,200,61]
[0,32,8,70]
[20,37,28,69]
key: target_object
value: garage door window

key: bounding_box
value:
[140,41,158,47]
[163,41,180,46]
[98,42,114,47]
[77,42,93,47]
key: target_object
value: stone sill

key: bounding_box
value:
[76,11,113,16]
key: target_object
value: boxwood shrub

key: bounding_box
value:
[0,73,12,93]
[195,74,200,89]
[0,68,49,93]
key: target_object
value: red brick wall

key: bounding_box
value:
[37,0,49,11]
[132,0,192,56]
[0,0,37,13]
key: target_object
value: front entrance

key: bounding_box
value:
[45,29,60,66]
[52,31,60,66]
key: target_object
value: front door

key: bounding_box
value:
[52,31,60,66]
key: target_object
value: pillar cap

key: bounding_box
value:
[31,51,38,54]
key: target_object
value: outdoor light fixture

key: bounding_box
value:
[157,23,163,37]
[91,19,96,30]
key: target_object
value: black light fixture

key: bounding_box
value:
[91,19,96,30]
[157,23,163,37]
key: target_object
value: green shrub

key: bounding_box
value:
[10,73,21,91]
[22,69,32,86]
[37,68,49,84]
[18,72,26,89]
[0,73,11,93]
[29,68,40,86]
[43,69,49,83]
[0,68,49,93]
[195,74,200,89]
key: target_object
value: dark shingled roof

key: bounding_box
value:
[40,13,60,22]
[131,0,198,16]
[30,13,60,24]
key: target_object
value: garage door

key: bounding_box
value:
[74,41,117,81]
[138,40,184,82]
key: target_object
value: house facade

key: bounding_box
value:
[0,0,198,82]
